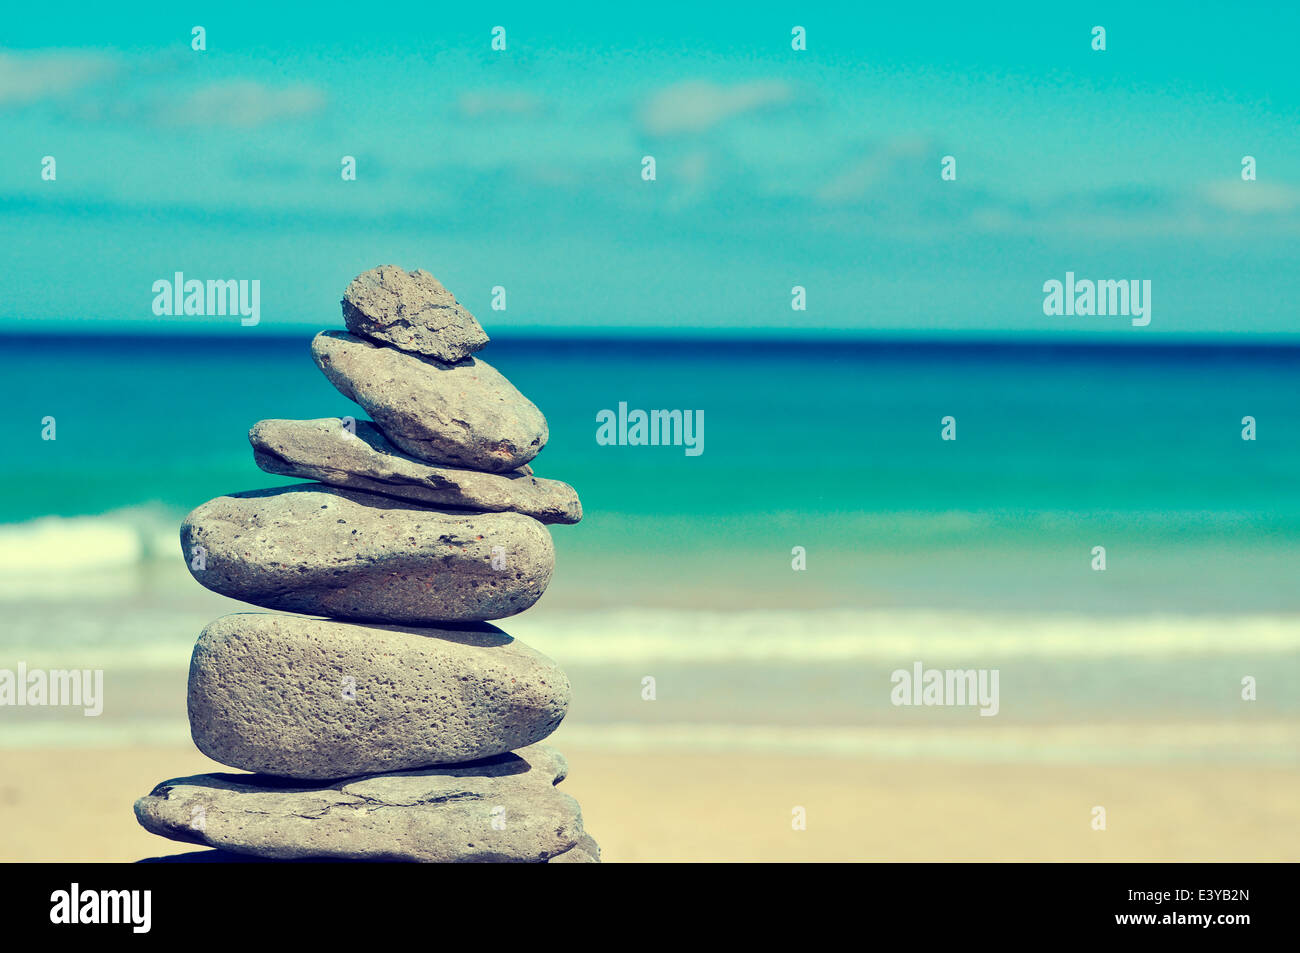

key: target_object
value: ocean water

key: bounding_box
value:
[2,334,1298,758]
[4,333,1299,609]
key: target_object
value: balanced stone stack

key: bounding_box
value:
[134,266,598,863]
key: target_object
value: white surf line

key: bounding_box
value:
[509,610,1300,661]
[4,719,1298,764]
[0,720,192,749]
[7,609,1300,668]
[550,721,1300,762]
[0,645,197,672]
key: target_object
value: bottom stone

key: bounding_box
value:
[133,744,598,863]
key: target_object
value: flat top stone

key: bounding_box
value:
[180,483,554,623]
[134,744,599,863]
[249,417,581,524]
[342,265,488,362]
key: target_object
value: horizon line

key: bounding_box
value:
[3,326,1300,350]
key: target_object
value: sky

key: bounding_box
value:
[1,1,1298,337]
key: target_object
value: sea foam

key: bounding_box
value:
[506,609,1300,663]
[0,507,182,582]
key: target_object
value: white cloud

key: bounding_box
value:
[456,89,544,118]
[640,80,794,135]
[161,81,326,126]
[0,50,118,106]
[0,52,325,127]
[815,138,931,204]
[1202,180,1300,214]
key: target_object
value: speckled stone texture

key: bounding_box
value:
[311,331,547,473]
[134,744,600,863]
[249,417,581,524]
[180,484,554,623]
[187,613,570,779]
[342,265,489,362]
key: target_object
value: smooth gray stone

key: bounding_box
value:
[249,418,581,525]
[188,613,570,779]
[342,265,489,363]
[312,331,547,473]
[180,484,554,623]
[134,745,600,863]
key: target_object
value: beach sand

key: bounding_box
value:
[2,746,1297,862]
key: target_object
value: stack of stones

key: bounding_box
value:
[134,266,598,863]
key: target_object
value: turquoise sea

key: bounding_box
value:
[5,333,1300,609]
[2,333,1298,759]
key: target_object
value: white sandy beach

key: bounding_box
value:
[2,744,1298,862]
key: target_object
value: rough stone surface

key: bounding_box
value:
[180,484,554,623]
[311,331,547,473]
[341,265,489,362]
[548,832,602,863]
[250,418,581,525]
[188,613,570,779]
[134,745,600,863]
[138,845,599,863]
